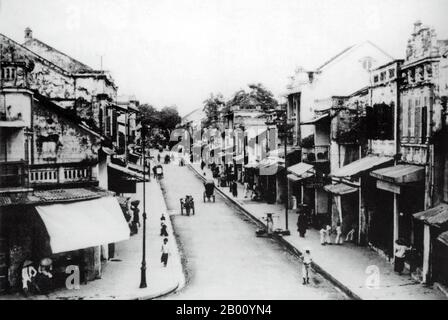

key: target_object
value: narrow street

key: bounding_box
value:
[158,159,346,300]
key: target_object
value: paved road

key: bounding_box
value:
[158,159,346,300]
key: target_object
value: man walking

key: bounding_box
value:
[161,238,170,267]
[302,249,312,285]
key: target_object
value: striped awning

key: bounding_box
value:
[413,203,448,227]
[324,183,358,195]
[331,155,393,178]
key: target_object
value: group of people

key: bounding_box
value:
[318,223,344,245]
[122,199,141,236]
[21,258,54,296]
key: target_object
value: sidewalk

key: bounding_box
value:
[190,162,446,300]
[1,180,184,300]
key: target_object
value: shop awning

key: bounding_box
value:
[331,155,393,178]
[370,164,425,184]
[438,231,448,246]
[259,157,285,176]
[0,120,26,128]
[268,148,300,158]
[287,174,303,182]
[324,183,358,195]
[233,154,245,163]
[287,162,314,179]
[108,163,145,180]
[300,113,329,125]
[413,203,448,227]
[36,197,130,254]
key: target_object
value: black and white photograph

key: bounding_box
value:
[0,0,447,305]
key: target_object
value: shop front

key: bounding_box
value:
[324,183,359,235]
[258,157,285,204]
[413,203,448,284]
[371,164,426,265]
[1,194,129,294]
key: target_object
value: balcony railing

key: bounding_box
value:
[301,145,330,163]
[29,163,95,186]
[0,161,27,188]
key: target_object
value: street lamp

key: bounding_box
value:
[139,124,148,288]
[268,108,294,235]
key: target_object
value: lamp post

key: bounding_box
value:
[139,124,148,288]
[272,108,294,235]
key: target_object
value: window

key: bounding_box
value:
[373,75,379,83]
[389,68,395,78]
[380,72,386,81]
[1,67,16,81]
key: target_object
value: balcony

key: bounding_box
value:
[29,163,96,187]
[301,145,330,163]
[0,161,27,188]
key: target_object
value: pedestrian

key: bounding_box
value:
[319,225,326,245]
[243,181,249,198]
[201,160,206,172]
[297,213,308,238]
[21,260,37,297]
[160,213,166,222]
[160,222,168,237]
[302,249,312,285]
[325,224,332,245]
[266,213,274,236]
[335,222,343,245]
[130,200,141,235]
[157,153,161,163]
[161,238,170,267]
[394,239,411,275]
[232,180,238,198]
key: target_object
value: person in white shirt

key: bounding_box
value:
[21,260,37,296]
[319,226,326,245]
[325,224,332,245]
[335,222,343,245]
[302,249,312,285]
[161,238,170,267]
[394,239,411,275]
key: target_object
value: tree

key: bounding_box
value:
[203,93,225,128]
[159,105,181,132]
[225,83,278,112]
[138,104,160,127]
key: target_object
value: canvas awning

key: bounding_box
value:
[287,162,314,179]
[259,157,285,176]
[287,174,303,182]
[108,163,145,180]
[370,164,425,184]
[300,113,329,125]
[36,197,130,254]
[331,155,393,178]
[233,154,245,162]
[413,203,448,227]
[438,231,448,247]
[101,146,116,155]
[324,183,358,195]
[0,120,26,128]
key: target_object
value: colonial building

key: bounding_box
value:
[0,30,131,294]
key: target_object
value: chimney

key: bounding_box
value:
[24,27,33,41]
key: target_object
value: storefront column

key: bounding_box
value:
[393,193,399,245]
[336,195,342,225]
[422,224,431,284]
[358,186,366,245]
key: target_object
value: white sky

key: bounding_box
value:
[1,0,448,116]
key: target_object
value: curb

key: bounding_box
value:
[187,163,360,300]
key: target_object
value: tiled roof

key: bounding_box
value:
[0,187,113,207]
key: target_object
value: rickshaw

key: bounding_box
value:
[203,179,216,202]
[180,195,195,215]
